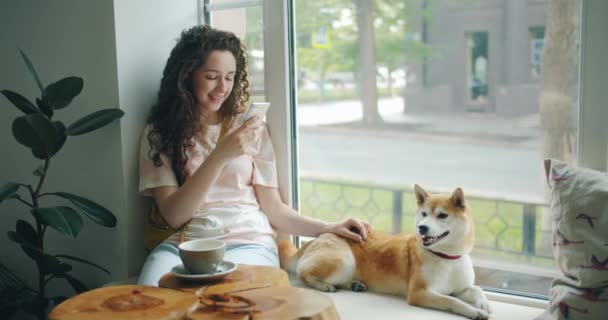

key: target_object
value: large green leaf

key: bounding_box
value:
[43,77,83,110]
[12,113,61,159]
[32,206,83,238]
[8,230,40,256]
[15,220,38,247]
[66,108,124,136]
[19,49,44,93]
[36,97,53,118]
[1,90,38,114]
[31,122,66,159]
[55,254,110,276]
[0,182,20,203]
[15,219,41,260]
[47,192,117,227]
[31,148,48,160]
[51,121,67,155]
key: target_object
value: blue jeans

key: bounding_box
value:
[137,242,279,286]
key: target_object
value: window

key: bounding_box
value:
[529,26,545,77]
[292,0,581,298]
[466,31,489,104]
[208,0,608,302]
[204,0,266,99]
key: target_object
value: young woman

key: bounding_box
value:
[137,25,370,286]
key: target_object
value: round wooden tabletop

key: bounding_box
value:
[50,264,339,320]
[48,285,199,320]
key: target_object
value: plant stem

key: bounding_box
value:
[30,159,50,320]
[29,159,49,244]
[41,275,55,288]
[33,159,50,198]
[15,196,34,207]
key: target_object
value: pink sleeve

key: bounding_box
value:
[252,125,279,188]
[138,126,178,196]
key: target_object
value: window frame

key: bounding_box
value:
[202,0,299,211]
[578,0,608,171]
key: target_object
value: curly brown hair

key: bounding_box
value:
[146,25,250,185]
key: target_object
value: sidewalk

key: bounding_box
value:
[297,97,540,146]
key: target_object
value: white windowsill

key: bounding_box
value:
[288,274,546,320]
[484,290,548,310]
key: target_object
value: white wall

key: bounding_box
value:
[113,0,199,277]
[0,0,199,296]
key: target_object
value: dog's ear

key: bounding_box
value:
[414,184,429,205]
[451,187,465,208]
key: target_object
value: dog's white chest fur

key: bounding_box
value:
[421,254,475,294]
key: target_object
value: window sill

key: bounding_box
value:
[289,274,546,320]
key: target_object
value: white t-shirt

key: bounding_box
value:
[138,115,278,248]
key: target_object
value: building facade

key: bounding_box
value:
[405,0,548,116]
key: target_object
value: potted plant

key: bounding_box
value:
[0,50,124,319]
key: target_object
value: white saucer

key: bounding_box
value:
[171,261,237,281]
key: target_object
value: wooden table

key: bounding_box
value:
[188,286,340,320]
[50,264,339,320]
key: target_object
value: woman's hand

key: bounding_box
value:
[212,116,264,162]
[324,218,371,242]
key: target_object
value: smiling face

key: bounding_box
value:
[191,50,237,123]
[413,185,475,255]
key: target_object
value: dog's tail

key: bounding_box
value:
[277,239,311,274]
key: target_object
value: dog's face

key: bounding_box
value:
[413,185,475,254]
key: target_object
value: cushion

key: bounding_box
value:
[536,159,608,319]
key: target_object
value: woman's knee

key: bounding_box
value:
[224,245,279,267]
[137,243,181,286]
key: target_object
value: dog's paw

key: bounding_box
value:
[471,308,490,320]
[318,283,336,292]
[474,298,492,315]
[351,280,367,292]
[460,305,489,320]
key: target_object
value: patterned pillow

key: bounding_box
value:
[536,159,608,320]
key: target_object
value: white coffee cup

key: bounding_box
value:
[178,239,225,275]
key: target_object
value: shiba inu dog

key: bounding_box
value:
[278,185,491,319]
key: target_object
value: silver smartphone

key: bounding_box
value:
[243,102,270,123]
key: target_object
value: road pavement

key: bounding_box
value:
[296,98,545,202]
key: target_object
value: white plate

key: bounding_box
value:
[171,261,237,281]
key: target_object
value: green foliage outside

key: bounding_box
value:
[293,0,436,100]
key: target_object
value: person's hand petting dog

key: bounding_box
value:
[324,218,371,242]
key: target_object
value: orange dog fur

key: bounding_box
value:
[279,185,491,319]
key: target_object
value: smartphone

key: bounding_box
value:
[243,102,270,124]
